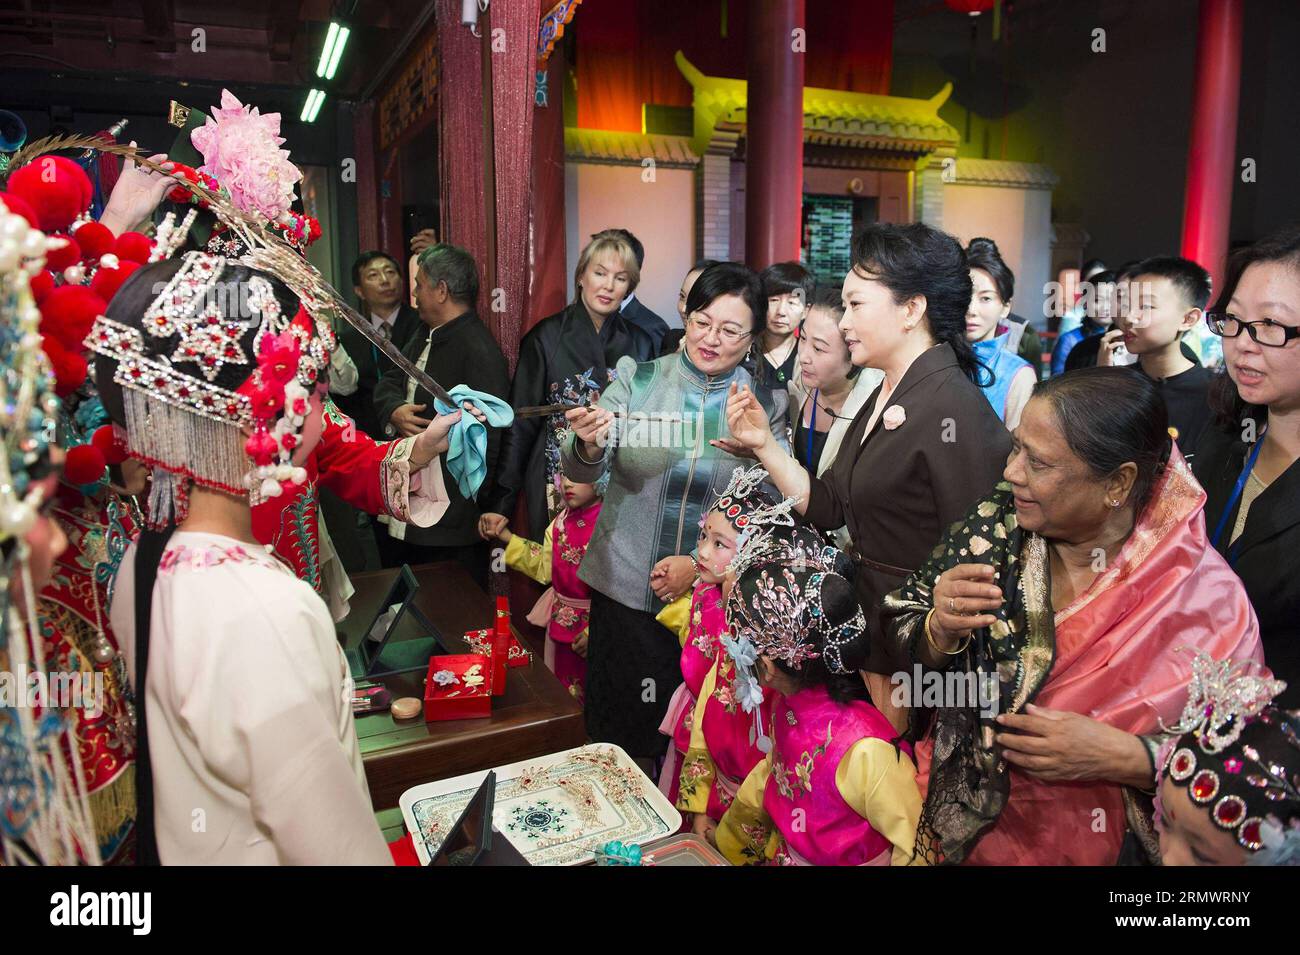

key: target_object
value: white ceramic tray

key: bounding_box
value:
[400,743,682,866]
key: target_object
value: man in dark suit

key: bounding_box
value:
[337,251,423,439]
[612,228,671,354]
[373,243,511,588]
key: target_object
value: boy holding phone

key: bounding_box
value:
[1100,256,1213,457]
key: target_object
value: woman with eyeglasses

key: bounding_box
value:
[724,223,1012,723]
[560,262,785,766]
[1195,224,1300,707]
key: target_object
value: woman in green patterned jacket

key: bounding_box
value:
[562,263,786,767]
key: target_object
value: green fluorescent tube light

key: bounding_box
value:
[316,21,352,79]
[316,22,339,78]
[324,25,351,80]
[300,89,325,123]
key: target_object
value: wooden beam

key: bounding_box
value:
[140,0,176,53]
[268,1,301,62]
[0,16,301,85]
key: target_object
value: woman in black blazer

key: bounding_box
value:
[725,223,1011,704]
[1193,225,1300,707]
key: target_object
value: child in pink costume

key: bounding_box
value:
[714,517,925,866]
[660,467,777,837]
[495,474,603,701]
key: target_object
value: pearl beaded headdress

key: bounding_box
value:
[0,196,102,866]
[0,197,61,544]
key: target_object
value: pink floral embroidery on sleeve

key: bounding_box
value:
[381,437,417,523]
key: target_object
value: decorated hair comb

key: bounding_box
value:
[1155,651,1297,857]
[717,464,772,505]
[725,494,813,580]
[1159,651,1287,754]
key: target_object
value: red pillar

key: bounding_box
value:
[487,0,536,373]
[1180,0,1243,293]
[529,45,569,332]
[351,101,379,252]
[436,0,490,279]
[745,0,805,271]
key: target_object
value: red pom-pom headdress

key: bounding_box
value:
[6,156,92,232]
[64,443,107,487]
[3,122,351,527]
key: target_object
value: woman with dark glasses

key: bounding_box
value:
[1195,224,1300,708]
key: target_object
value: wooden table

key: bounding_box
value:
[340,562,585,811]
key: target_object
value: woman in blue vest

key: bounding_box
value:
[965,238,1037,429]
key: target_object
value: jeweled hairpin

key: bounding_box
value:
[149,208,199,263]
[1159,652,1287,754]
[717,464,771,504]
[727,509,828,580]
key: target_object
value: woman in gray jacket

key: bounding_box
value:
[562,263,785,763]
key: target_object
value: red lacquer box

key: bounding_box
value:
[423,654,493,722]
[463,628,532,668]
[491,596,511,695]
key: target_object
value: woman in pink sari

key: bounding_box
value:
[880,367,1264,865]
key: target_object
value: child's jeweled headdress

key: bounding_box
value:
[725,495,862,672]
[1157,653,1298,862]
[709,465,779,529]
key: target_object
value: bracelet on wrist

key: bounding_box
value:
[573,440,604,466]
[924,608,971,656]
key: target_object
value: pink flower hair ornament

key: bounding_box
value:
[190,90,302,224]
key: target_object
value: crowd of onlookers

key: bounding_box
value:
[332,226,1245,590]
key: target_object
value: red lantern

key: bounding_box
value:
[945,0,995,13]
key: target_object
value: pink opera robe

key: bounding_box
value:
[716,685,924,866]
[504,500,601,701]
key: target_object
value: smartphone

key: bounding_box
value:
[404,205,438,248]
